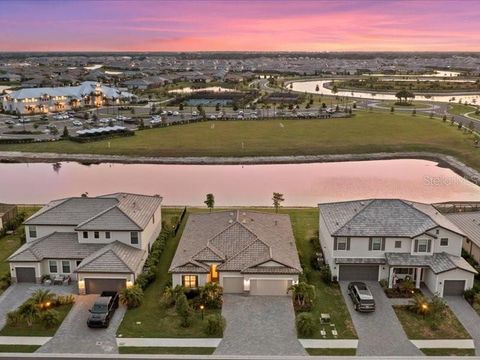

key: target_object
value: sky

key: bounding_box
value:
[1,0,479,52]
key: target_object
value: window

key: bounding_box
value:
[335,237,349,251]
[105,232,111,239]
[440,238,449,246]
[82,231,88,239]
[371,237,382,251]
[94,231,99,239]
[415,239,431,253]
[130,232,139,245]
[395,268,413,275]
[62,261,70,273]
[435,229,440,235]
[29,226,37,238]
[182,275,198,288]
[49,260,58,273]
[395,240,402,249]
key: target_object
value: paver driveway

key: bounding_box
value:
[340,281,422,356]
[445,296,480,356]
[37,294,126,354]
[214,294,306,356]
[0,283,75,329]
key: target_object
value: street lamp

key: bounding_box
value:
[421,303,428,319]
[200,304,205,320]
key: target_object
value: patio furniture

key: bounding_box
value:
[43,279,52,286]
[62,276,71,285]
[320,313,331,324]
[53,274,65,285]
[320,329,327,337]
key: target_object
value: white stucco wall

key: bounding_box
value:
[10,262,42,283]
[437,269,475,296]
[463,238,480,263]
[139,205,162,251]
[172,273,208,287]
[26,225,76,242]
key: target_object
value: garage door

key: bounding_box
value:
[15,267,36,283]
[443,280,466,296]
[250,279,292,296]
[339,265,379,281]
[84,278,127,294]
[223,277,244,293]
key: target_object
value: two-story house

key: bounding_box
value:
[8,193,162,294]
[319,199,477,297]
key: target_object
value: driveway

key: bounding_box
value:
[445,296,480,356]
[340,281,422,356]
[0,283,75,329]
[214,294,306,356]
[37,294,126,354]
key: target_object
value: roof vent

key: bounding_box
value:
[228,219,233,224]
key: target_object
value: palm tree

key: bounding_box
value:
[30,289,55,307]
[17,302,40,327]
[288,282,316,309]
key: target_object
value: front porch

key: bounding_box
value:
[388,266,426,289]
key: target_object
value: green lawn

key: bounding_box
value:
[393,305,470,339]
[0,345,40,353]
[306,348,357,356]
[0,303,73,337]
[421,348,475,356]
[448,103,477,116]
[117,207,222,338]
[119,346,216,355]
[2,111,479,171]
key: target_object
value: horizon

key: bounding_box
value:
[1,0,480,52]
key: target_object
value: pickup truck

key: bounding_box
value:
[87,291,119,328]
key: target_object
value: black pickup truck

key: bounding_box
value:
[87,291,119,328]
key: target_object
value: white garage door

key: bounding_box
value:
[223,277,244,293]
[250,279,292,296]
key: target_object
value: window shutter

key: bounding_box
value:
[346,237,351,251]
[427,240,432,253]
[181,275,185,286]
[381,238,385,251]
[368,238,372,251]
[334,237,338,250]
[414,239,419,252]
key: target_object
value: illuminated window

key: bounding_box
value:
[182,275,198,288]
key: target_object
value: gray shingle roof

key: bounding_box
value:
[335,257,386,265]
[8,232,103,262]
[385,252,477,274]
[446,211,480,248]
[169,210,301,275]
[76,241,146,274]
[319,199,462,238]
[76,206,141,231]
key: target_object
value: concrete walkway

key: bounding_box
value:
[214,295,306,356]
[117,338,221,347]
[445,296,480,356]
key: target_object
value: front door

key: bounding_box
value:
[210,264,218,283]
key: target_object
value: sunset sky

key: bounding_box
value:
[1,0,479,52]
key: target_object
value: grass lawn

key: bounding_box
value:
[448,104,477,116]
[306,348,357,356]
[0,303,73,337]
[2,111,480,171]
[119,346,216,355]
[0,345,40,353]
[393,305,470,339]
[421,348,476,356]
[117,207,222,338]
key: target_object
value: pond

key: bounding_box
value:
[1,159,479,206]
[169,86,235,94]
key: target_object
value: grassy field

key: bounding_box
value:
[393,305,470,339]
[421,348,476,356]
[1,111,479,170]
[119,347,216,355]
[0,345,40,353]
[306,348,357,356]
[0,303,73,337]
[448,103,478,116]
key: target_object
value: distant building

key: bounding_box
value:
[1,81,135,114]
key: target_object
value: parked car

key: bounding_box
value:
[4,119,15,125]
[87,291,119,328]
[191,111,198,116]
[173,111,180,116]
[72,120,83,127]
[18,118,31,123]
[347,282,376,312]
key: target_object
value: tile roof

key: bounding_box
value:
[8,232,103,262]
[169,210,301,275]
[76,241,146,274]
[319,199,463,238]
[385,252,477,274]
[335,257,386,264]
[445,211,480,248]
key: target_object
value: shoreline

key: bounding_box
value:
[0,151,479,184]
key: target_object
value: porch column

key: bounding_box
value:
[388,267,394,288]
[415,267,421,289]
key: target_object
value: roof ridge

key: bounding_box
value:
[220,237,270,268]
[333,199,377,235]
[75,204,119,229]
[25,198,69,223]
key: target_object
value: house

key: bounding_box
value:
[319,199,477,297]
[1,81,135,114]
[8,193,162,294]
[0,203,18,230]
[445,211,480,263]
[169,210,302,296]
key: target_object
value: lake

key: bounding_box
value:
[1,159,479,206]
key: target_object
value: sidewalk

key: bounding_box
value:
[116,338,222,348]
[0,336,51,345]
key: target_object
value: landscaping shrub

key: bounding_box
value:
[161,285,185,307]
[39,309,60,328]
[409,293,431,316]
[288,282,315,312]
[319,265,332,284]
[296,312,319,337]
[379,279,388,289]
[54,294,75,306]
[6,311,20,326]
[175,293,194,328]
[204,314,226,336]
[184,288,201,300]
[199,283,223,309]
[120,285,144,309]
[464,288,477,305]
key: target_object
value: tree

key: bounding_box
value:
[62,126,69,138]
[390,106,394,113]
[119,285,144,309]
[175,293,193,327]
[411,109,416,116]
[296,312,319,337]
[315,84,319,92]
[288,282,316,311]
[30,289,55,307]
[331,85,338,94]
[204,194,215,212]
[272,192,285,213]
[199,282,223,309]
[17,301,40,327]
[395,89,415,104]
[215,103,220,112]
[179,103,184,111]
